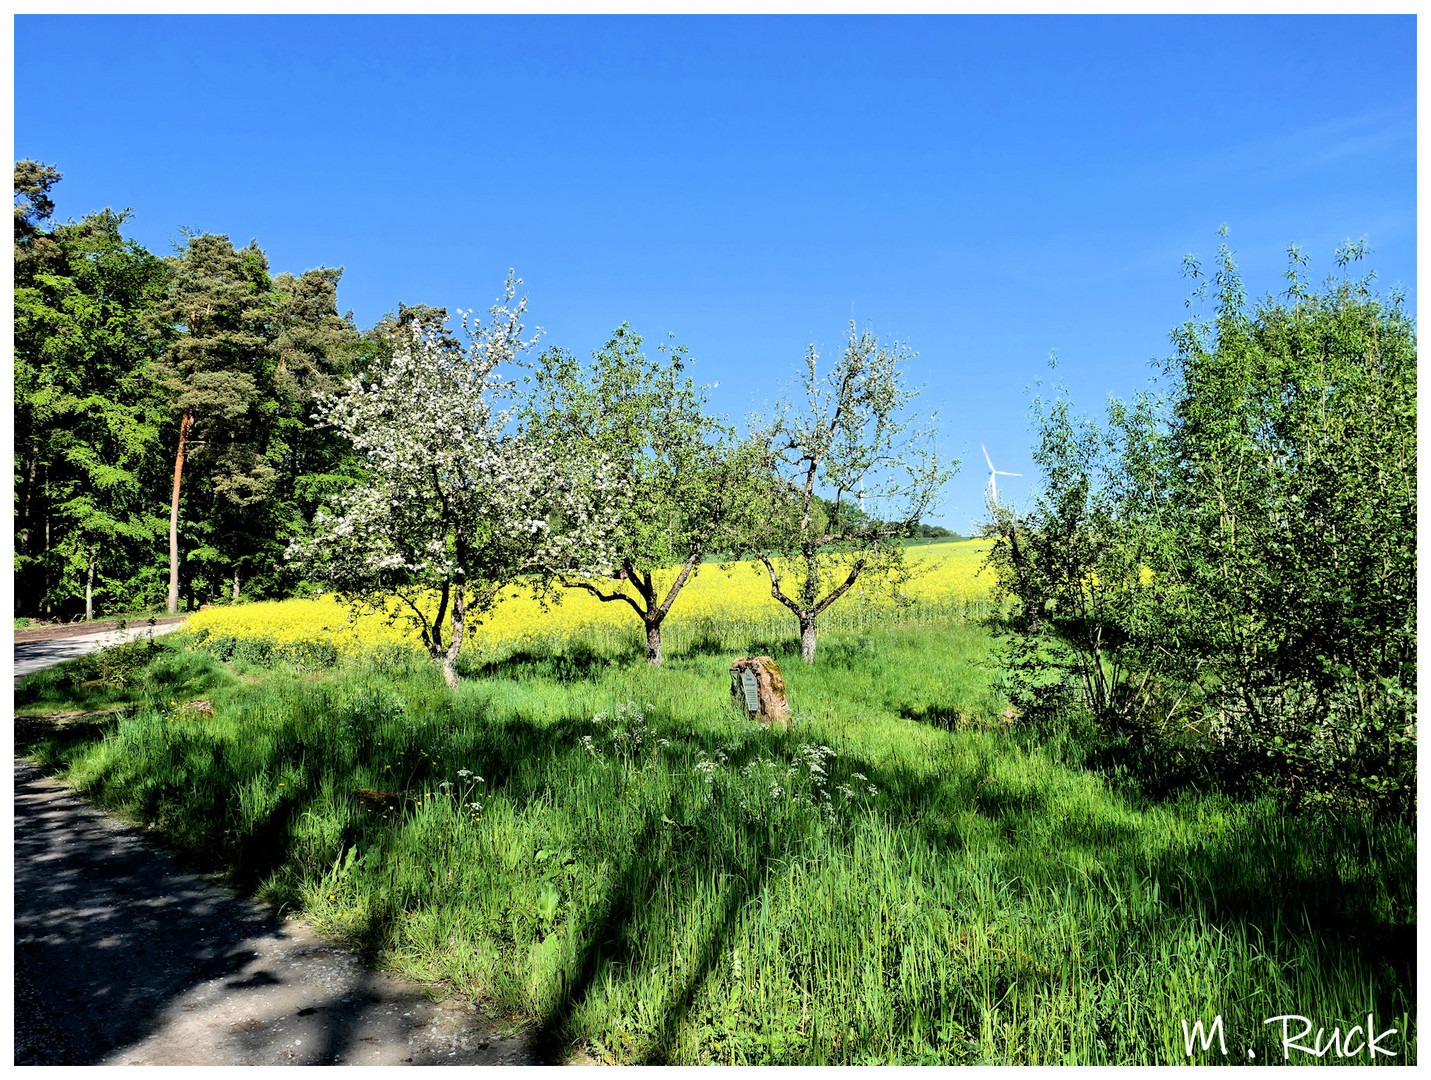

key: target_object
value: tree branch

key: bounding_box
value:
[655,545,703,620]
[813,557,867,617]
[557,575,647,617]
[759,554,803,616]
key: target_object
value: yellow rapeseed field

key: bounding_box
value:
[184,540,995,661]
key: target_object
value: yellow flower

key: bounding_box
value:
[186,541,995,659]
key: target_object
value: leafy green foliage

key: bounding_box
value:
[527,325,761,665]
[13,164,367,618]
[986,236,1416,818]
[14,163,173,617]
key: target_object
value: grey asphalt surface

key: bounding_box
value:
[12,630,556,1067]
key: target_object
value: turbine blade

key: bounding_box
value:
[981,443,994,471]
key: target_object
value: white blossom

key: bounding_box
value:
[287,274,623,687]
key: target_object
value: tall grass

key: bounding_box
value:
[17,624,1415,1065]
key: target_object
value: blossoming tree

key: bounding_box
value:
[289,276,617,687]
[745,323,954,663]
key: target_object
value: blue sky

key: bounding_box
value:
[15,14,1416,531]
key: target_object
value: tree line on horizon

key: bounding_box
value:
[14,161,957,627]
[15,160,437,618]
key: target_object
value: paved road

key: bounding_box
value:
[13,629,551,1066]
[13,623,184,680]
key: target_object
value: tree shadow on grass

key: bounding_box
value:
[522,808,786,1066]
[16,657,1415,1065]
[459,640,646,683]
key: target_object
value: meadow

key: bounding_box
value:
[14,540,1416,1065]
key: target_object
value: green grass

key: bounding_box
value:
[16,621,1415,1065]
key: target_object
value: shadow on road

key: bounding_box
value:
[13,760,537,1065]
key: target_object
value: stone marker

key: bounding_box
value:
[729,656,791,729]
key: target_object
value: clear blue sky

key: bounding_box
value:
[16,14,1416,532]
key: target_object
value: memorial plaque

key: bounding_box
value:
[729,656,792,730]
[741,669,760,712]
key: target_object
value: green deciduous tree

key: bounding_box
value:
[14,161,172,618]
[526,325,758,666]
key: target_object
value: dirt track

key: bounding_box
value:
[13,760,550,1065]
[14,614,187,644]
[12,626,557,1066]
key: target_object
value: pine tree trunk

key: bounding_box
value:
[85,550,95,622]
[168,411,193,614]
[799,614,818,664]
[645,619,663,667]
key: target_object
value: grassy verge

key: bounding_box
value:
[16,625,1415,1065]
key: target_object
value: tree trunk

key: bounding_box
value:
[799,614,817,664]
[168,411,193,615]
[19,452,36,612]
[441,585,466,689]
[645,618,663,667]
[85,549,95,622]
[232,567,240,601]
[43,495,51,617]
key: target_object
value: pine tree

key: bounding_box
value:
[151,233,276,612]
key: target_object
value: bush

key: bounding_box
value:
[987,236,1416,819]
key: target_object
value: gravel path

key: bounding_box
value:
[12,634,555,1066]
[14,614,187,645]
[13,623,185,680]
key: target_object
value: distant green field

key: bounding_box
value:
[899,533,971,547]
[15,623,1415,1065]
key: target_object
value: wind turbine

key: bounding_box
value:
[981,444,1021,505]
